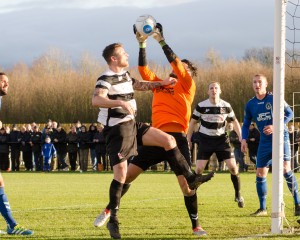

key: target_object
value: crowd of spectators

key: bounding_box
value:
[0,119,110,172]
[0,119,298,173]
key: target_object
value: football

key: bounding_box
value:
[135,14,156,37]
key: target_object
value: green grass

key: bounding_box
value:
[1,171,300,239]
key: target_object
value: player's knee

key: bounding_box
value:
[163,135,176,150]
[229,167,238,175]
[113,164,127,182]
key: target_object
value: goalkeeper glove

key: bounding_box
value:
[133,24,147,48]
[153,23,165,44]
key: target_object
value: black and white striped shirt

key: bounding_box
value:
[191,99,236,136]
[95,69,137,126]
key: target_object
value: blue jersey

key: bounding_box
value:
[242,93,293,167]
[242,92,293,142]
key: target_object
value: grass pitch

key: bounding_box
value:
[1,171,300,239]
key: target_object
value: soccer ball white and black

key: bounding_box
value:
[135,14,156,37]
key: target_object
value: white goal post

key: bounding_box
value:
[272,0,286,234]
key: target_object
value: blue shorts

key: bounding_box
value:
[256,132,291,168]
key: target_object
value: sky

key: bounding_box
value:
[0,0,274,69]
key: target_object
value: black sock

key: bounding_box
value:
[107,179,124,223]
[121,183,131,197]
[166,147,193,180]
[231,174,241,199]
[184,193,199,229]
[106,183,131,211]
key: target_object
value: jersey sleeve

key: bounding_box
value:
[162,44,194,91]
[226,105,236,122]
[284,101,294,124]
[242,102,252,140]
[138,47,162,82]
[95,75,111,90]
[191,103,201,121]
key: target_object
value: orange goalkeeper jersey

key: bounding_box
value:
[138,45,196,133]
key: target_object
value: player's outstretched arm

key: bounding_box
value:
[132,77,176,91]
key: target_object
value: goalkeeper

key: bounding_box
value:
[94,24,211,237]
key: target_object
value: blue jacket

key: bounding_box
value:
[42,143,56,158]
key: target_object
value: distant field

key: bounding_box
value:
[1,171,300,239]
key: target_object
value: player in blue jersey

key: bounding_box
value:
[0,73,33,235]
[241,74,300,216]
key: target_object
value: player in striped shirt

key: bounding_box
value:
[187,81,244,208]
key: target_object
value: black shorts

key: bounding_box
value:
[130,132,191,175]
[197,133,232,162]
[103,120,138,166]
[136,122,151,146]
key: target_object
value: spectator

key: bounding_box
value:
[53,123,68,171]
[75,121,82,164]
[31,122,37,129]
[42,127,53,143]
[5,126,10,134]
[247,123,260,165]
[289,124,300,172]
[0,127,10,171]
[78,125,90,172]
[42,136,56,172]
[26,124,33,134]
[89,123,98,171]
[94,124,107,171]
[42,119,52,137]
[19,126,33,171]
[66,125,79,171]
[9,124,21,171]
[228,122,248,172]
[75,120,82,133]
[163,160,169,172]
[30,125,43,171]
[52,121,58,131]
[42,127,56,170]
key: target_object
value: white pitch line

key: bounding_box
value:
[11,196,182,212]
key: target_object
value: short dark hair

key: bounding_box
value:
[102,43,123,64]
[0,72,6,76]
[253,74,267,82]
[181,59,198,77]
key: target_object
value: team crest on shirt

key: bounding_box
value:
[266,102,272,110]
[220,107,226,114]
